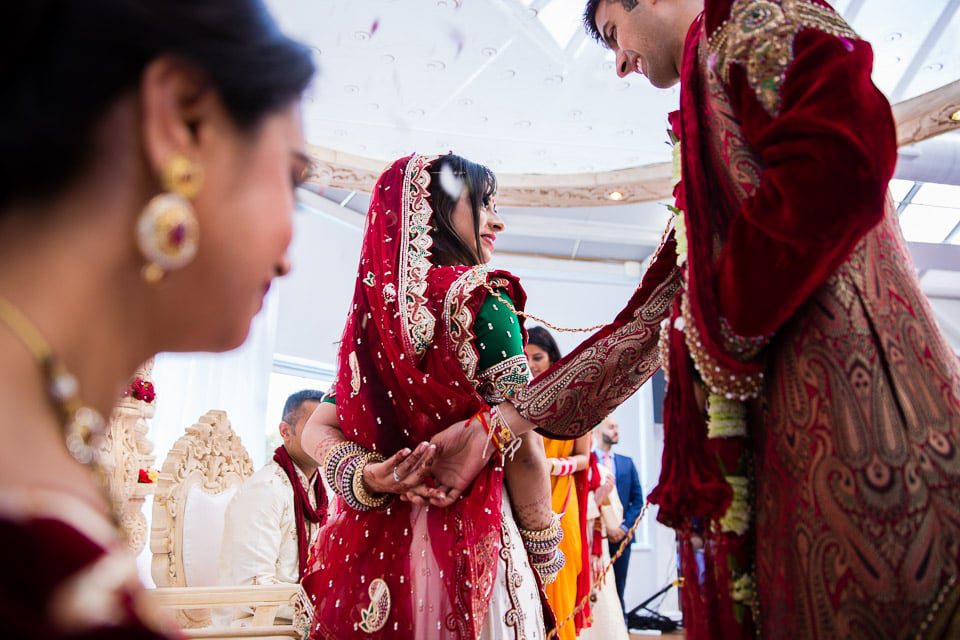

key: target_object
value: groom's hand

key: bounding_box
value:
[411,413,493,508]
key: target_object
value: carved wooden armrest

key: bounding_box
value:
[147,584,313,636]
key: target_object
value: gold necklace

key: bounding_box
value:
[481,283,606,334]
[0,296,106,465]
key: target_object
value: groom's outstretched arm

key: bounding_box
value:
[514,233,680,439]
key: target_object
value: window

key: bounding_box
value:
[264,355,336,452]
[895,181,960,244]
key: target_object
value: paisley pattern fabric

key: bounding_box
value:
[513,233,680,438]
[694,3,960,633]
[756,211,960,638]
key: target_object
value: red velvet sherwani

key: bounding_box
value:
[517,1,960,637]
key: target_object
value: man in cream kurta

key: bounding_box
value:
[219,390,327,624]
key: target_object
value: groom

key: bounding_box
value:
[421,1,960,638]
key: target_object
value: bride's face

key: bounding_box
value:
[451,192,504,264]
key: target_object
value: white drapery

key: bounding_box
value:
[137,289,279,586]
[150,288,279,470]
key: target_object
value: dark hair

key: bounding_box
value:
[0,1,315,211]
[282,389,325,428]
[583,0,639,43]
[427,154,498,267]
[584,0,604,42]
[526,326,563,366]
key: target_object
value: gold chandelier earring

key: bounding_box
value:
[136,154,203,284]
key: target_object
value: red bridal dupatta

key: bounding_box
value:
[303,154,530,639]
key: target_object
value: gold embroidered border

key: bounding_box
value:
[707,0,858,117]
[680,294,764,401]
[443,266,488,381]
[477,355,531,406]
[398,154,439,359]
[499,521,527,640]
[719,316,772,360]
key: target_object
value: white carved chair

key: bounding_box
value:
[149,410,312,638]
[100,359,158,554]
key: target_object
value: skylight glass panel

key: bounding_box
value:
[898,203,960,243]
[912,183,960,208]
[538,0,584,49]
[887,179,915,204]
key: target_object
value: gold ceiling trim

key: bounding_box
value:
[305,80,960,208]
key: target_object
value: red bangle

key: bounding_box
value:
[552,457,576,476]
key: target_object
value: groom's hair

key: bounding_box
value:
[282,389,325,431]
[583,0,640,44]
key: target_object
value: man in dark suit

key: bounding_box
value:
[594,416,644,617]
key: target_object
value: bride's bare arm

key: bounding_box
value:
[300,402,347,467]
[503,431,553,530]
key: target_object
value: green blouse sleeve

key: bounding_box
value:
[322,381,337,405]
[472,289,531,404]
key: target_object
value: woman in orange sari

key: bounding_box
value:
[526,327,592,639]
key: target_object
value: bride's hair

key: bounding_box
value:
[428,154,498,267]
[0,0,314,213]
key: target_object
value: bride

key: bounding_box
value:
[300,153,564,639]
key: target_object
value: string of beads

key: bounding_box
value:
[483,283,606,334]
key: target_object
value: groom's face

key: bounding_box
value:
[593,0,681,89]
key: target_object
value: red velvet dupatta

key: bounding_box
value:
[303,155,530,639]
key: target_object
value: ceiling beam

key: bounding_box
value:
[298,187,960,275]
[895,182,921,216]
[841,0,866,24]
[499,213,666,245]
[307,81,960,207]
[907,241,960,273]
[305,145,674,208]
[296,187,362,230]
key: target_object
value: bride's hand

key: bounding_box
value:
[420,414,494,508]
[361,441,437,495]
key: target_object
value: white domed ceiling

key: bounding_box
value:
[268,0,960,174]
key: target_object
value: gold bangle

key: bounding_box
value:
[518,513,563,543]
[352,451,390,509]
[322,441,365,494]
